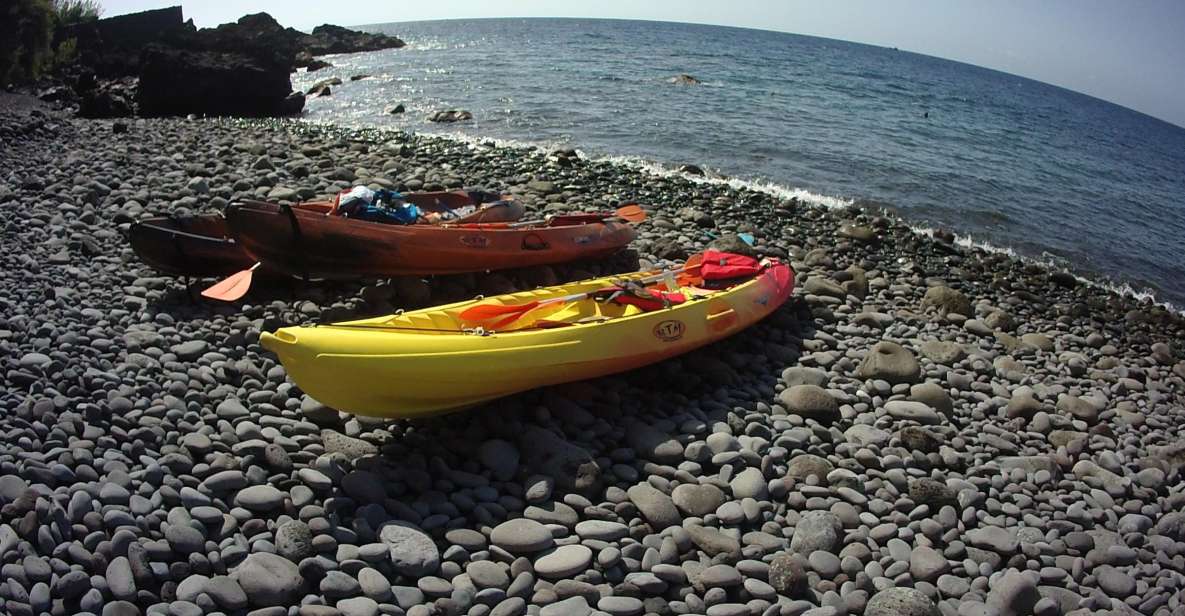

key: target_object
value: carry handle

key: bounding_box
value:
[705,306,738,332]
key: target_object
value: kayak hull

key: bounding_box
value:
[261,262,794,418]
[227,200,636,279]
[129,215,254,277]
[129,191,521,278]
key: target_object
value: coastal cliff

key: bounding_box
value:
[42,7,405,118]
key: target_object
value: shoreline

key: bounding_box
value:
[3,106,1185,616]
[290,115,1180,315]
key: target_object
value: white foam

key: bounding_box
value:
[907,224,1181,314]
[374,127,853,211]
[586,152,855,211]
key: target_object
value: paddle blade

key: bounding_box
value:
[201,264,259,302]
[676,253,705,285]
[459,299,541,322]
[615,204,646,223]
[490,310,531,329]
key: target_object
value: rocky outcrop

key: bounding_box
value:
[303,24,405,56]
[58,6,191,78]
[77,77,137,118]
[54,9,404,118]
[138,45,300,117]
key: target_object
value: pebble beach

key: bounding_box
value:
[2,98,1185,616]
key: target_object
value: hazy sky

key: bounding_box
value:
[102,0,1185,127]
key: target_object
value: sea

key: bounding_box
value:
[292,18,1185,309]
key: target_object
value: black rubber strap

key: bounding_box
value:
[280,203,309,282]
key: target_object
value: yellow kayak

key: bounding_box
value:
[261,256,795,418]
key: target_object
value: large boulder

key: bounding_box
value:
[984,570,1040,616]
[428,109,473,123]
[77,78,137,118]
[921,286,972,316]
[778,385,840,423]
[789,511,841,554]
[706,234,758,258]
[856,341,921,384]
[378,522,440,576]
[138,45,303,117]
[768,553,808,597]
[626,484,681,530]
[230,553,303,607]
[865,587,939,616]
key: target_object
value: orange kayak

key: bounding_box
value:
[129,191,521,277]
[129,215,254,278]
[225,201,638,279]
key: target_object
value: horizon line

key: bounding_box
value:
[342,14,1185,130]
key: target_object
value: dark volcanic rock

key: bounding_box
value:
[429,110,474,123]
[63,11,398,118]
[77,78,138,118]
[59,6,191,77]
[304,24,406,55]
[138,45,302,117]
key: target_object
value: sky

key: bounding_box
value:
[100,0,1185,127]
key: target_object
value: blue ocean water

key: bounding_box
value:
[294,18,1185,308]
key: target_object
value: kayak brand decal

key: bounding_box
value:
[652,319,685,342]
[459,235,490,248]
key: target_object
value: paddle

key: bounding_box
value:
[454,204,647,230]
[548,204,646,226]
[459,254,704,326]
[201,263,260,302]
[614,203,647,223]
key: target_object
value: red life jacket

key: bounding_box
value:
[700,250,762,281]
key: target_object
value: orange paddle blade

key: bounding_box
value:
[459,299,543,322]
[459,290,590,322]
[201,263,260,302]
[491,309,533,330]
[615,204,646,223]
[676,253,705,285]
